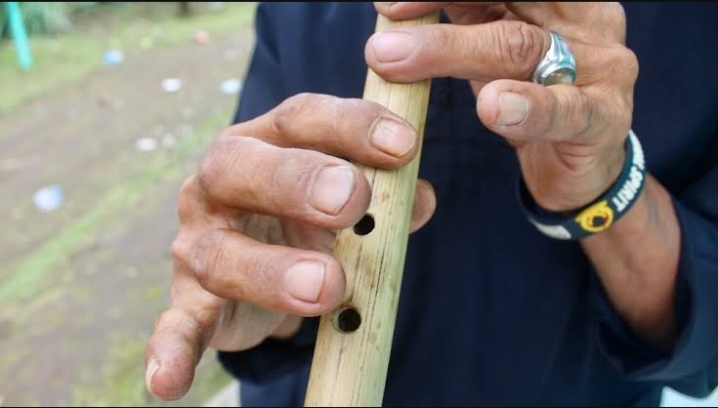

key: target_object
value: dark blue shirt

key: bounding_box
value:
[219,2,718,406]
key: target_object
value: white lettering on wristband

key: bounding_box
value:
[612,131,645,213]
[524,130,646,241]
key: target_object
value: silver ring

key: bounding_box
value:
[531,31,576,86]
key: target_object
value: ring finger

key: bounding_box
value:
[188,228,346,316]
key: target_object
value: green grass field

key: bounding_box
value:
[0,2,257,114]
[0,3,255,405]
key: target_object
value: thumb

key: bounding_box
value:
[409,179,437,233]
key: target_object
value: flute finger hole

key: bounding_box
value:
[353,214,375,236]
[332,306,362,333]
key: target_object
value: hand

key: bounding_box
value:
[143,93,437,401]
[371,2,638,211]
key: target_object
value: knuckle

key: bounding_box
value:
[609,96,634,133]
[598,47,639,99]
[155,308,177,330]
[171,233,192,264]
[197,139,229,198]
[497,22,546,78]
[428,25,452,55]
[570,93,594,136]
[273,93,325,137]
[156,308,190,332]
[574,94,596,135]
[197,136,256,202]
[157,308,203,343]
[615,48,639,85]
[604,3,627,31]
[176,175,198,223]
[190,229,227,288]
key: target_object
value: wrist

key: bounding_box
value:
[520,130,646,241]
[583,175,652,243]
[580,175,680,351]
[531,141,627,213]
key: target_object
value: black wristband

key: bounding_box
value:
[518,130,647,240]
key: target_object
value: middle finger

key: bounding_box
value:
[198,135,372,229]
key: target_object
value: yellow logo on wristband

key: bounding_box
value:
[575,200,614,233]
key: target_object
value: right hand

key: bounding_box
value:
[144,93,437,401]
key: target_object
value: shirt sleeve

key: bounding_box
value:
[590,138,718,398]
[229,2,285,125]
[216,2,321,384]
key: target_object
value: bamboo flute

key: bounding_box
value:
[304,11,441,407]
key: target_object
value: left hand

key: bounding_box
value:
[369,2,639,212]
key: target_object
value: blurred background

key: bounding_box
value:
[0,1,254,406]
[0,2,716,407]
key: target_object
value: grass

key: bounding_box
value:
[0,107,236,406]
[0,0,255,303]
[0,1,257,114]
[70,332,234,407]
[0,108,230,304]
[71,334,153,407]
[55,107,236,405]
[0,4,253,404]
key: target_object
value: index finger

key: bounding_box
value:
[376,2,625,44]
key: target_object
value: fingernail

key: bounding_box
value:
[371,118,416,157]
[284,261,326,303]
[146,358,160,396]
[372,31,415,63]
[497,92,529,126]
[309,166,356,215]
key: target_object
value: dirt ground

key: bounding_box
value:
[3,4,718,408]
[0,14,255,407]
